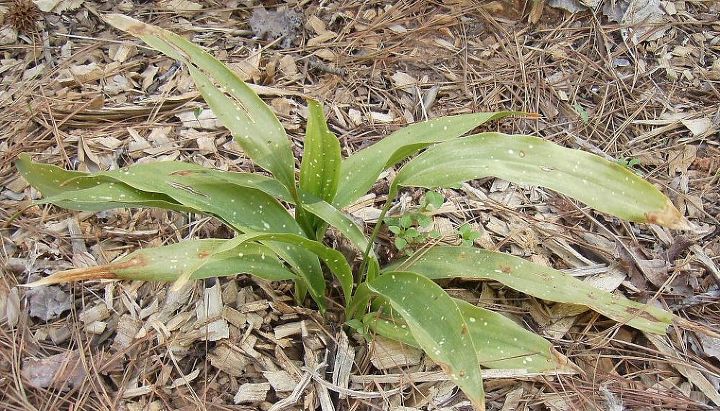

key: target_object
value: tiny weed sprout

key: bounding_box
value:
[17,15,698,410]
[385,192,444,254]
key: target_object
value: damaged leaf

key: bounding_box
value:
[25,239,296,287]
[388,246,676,334]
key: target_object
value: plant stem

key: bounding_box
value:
[359,186,397,282]
[291,188,315,239]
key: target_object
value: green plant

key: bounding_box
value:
[572,102,589,124]
[457,223,482,246]
[385,191,443,253]
[617,156,642,171]
[17,15,692,410]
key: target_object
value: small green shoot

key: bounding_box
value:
[385,192,444,254]
[573,102,589,124]
[458,223,482,246]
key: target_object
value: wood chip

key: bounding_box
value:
[84,321,107,334]
[234,382,270,404]
[222,306,247,329]
[195,281,229,341]
[370,111,395,123]
[208,343,249,377]
[274,321,303,339]
[176,109,222,130]
[264,370,300,392]
[79,304,110,324]
[2,287,20,328]
[391,71,417,94]
[167,368,201,388]
[331,331,354,399]
[112,314,141,352]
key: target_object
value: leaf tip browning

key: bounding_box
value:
[23,264,128,287]
[22,257,146,287]
[674,317,720,339]
[103,14,148,36]
[645,199,691,230]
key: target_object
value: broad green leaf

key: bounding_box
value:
[37,183,193,213]
[334,112,519,208]
[362,312,417,347]
[202,232,351,304]
[16,154,92,195]
[19,156,325,309]
[17,154,193,212]
[105,14,296,191]
[388,246,676,334]
[360,282,566,379]
[66,161,302,235]
[187,168,293,202]
[368,272,485,410]
[25,239,295,287]
[394,133,687,229]
[364,301,574,372]
[300,100,341,203]
[454,299,573,371]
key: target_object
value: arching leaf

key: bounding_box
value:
[105,14,296,192]
[334,112,519,208]
[368,272,486,410]
[183,168,293,202]
[25,239,295,287]
[394,133,687,229]
[18,156,325,309]
[194,232,351,304]
[388,246,676,334]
